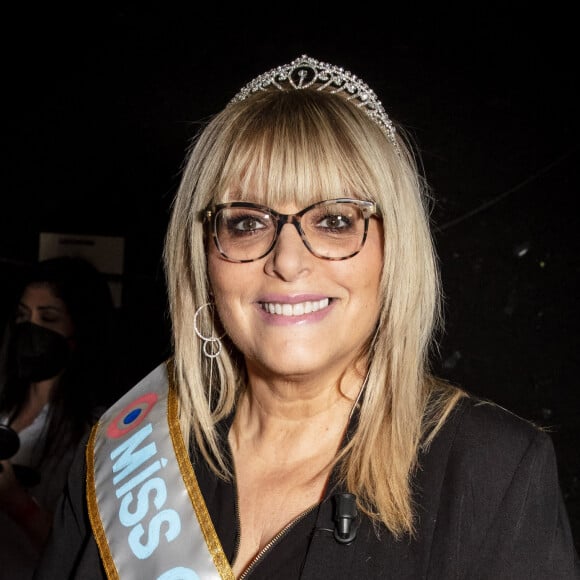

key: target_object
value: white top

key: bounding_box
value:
[9,403,49,465]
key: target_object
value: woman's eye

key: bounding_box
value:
[318,214,351,230]
[233,217,266,232]
[15,304,31,322]
[41,315,59,324]
[224,213,271,235]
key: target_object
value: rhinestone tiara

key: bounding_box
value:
[230,54,400,154]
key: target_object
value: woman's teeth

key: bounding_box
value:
[262,298,330,316]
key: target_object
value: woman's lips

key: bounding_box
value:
[260,298,330,316]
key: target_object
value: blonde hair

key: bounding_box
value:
[163,88,464,537]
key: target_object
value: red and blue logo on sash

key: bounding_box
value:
[106,392,159,439]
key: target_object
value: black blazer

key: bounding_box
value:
[34,395,579,579]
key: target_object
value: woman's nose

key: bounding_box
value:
[29,311,43,326]
[266,223,311,280]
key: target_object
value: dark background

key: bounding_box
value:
[2,6,578,546]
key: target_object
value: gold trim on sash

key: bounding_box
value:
[86,423,120,580]
[166,361,235,580]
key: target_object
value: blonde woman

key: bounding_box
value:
[36,56,578,579]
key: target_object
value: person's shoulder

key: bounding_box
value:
[418,394,560,514]
[444,394,552,466]
[455,395,541,438]
[456,395,540,437]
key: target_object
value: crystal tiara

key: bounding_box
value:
[230,54,400,153]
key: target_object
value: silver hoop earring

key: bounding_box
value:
[194,303,224,359]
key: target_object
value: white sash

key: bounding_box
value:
[86,360,235,580]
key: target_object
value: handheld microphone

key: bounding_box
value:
[333,492,359,544]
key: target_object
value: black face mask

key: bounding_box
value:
[13,321,70,382]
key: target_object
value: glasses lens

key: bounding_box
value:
[302,201,366,259]
[215,206,276,261]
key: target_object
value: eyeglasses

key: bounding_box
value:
[204,198,378,263]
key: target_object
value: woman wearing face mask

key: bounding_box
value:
[0,256,119,579]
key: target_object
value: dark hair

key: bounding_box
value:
[0,256,120,465]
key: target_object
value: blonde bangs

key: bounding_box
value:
[210,90,384,209]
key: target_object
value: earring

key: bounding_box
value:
[194,303,224,359]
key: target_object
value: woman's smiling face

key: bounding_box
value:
[208,197,384,382]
